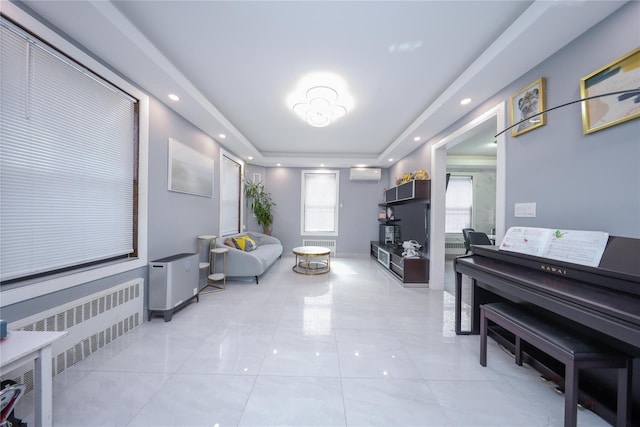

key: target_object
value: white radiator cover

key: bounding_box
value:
[302,239,337,256]
[3,279,144,393]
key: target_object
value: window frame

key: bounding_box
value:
[445,175,473,234]
[219,149,244,237]
[0,5,149,307]
[300,169,340,237]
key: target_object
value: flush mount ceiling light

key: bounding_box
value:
[288,72,354,128]
[292,86,347,127]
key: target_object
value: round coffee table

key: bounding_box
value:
[292,246,331,275]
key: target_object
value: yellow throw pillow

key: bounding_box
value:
[231,235,257,252]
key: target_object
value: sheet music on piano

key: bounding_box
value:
[499,227,609,267]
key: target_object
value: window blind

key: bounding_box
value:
[220,154,241,236]
[445,175,473,233]
[302,171,339,234]
[0,18,136,282]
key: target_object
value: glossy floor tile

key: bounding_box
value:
[14,256,611,426]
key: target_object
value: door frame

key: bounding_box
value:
[429,102,506,290]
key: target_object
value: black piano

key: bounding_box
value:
[454,236,640,426]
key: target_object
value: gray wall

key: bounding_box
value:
[500,2,639,237]
[264,167,388,255]
[147,98,222,260]
[393,2,640,238]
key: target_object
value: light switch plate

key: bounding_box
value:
[515,202,536,217]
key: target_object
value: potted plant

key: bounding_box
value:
[244,177,276,235]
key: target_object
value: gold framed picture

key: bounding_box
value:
[509,78,546,137]
[580,47,640,134]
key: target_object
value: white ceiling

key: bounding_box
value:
[17,0,627,167]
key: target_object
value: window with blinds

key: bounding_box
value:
[445,175,473,233]
[220,152,242,237]
[0,17,138,283]
[301,170,340,236]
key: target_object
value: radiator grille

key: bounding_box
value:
[302,239,337,256]
[445,241,466,260]
[445,242,465,249]
[3,279,144,394]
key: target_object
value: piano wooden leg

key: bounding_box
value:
[480,306,487,367]
[616,359,631,427]
[455,270,467,335]
[564,363,579,427]
[515,336,522,366]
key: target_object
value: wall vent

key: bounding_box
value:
[3,279,144,393]
[302,239,337,256]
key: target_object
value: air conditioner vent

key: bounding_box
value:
[349,168,381,181]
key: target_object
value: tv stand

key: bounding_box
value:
[370,241,429,285]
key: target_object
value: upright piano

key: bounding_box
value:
[454,236,640,426]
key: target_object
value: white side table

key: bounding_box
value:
[197,235,216,290]
[0,330,68,427]
[203,247,228,293]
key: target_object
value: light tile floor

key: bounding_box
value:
[15,256,611,426]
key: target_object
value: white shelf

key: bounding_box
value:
[199,262,210,269]
[198,234,217,240]
[208,273,225,282]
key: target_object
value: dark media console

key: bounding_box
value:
[370,241,429,283]
[372,180,431,285]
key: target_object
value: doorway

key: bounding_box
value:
[428,102,506,291]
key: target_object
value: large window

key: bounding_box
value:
[445,175,473,233]
[301,170,339,236]
[219,151,243,236]
[0,17,138,283]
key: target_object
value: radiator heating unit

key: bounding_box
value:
[302,239,337,256]
[2,279,144,394]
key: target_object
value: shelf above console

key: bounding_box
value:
[384,180,430,205]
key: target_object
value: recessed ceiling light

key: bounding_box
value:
[276,163,281,167]
[388,158,394,162]
[248,156,253,160]
[218,134,226,139]
[460,98,471,105]
[413,136,421,142]
[320,164,325,167]
[168,94,180,102]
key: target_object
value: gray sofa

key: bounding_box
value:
[213,231,283,284]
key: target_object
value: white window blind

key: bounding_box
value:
[220,153,241,236]
[301,170,339,235]
[445,175,473,233]
[0,18,136,282]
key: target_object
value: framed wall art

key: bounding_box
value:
[509,77,546,137]
[580,47,640,134]
[168,137,214,197]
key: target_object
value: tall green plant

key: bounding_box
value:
[244,178,275,234]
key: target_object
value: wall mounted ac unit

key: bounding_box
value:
[349,168,381,181]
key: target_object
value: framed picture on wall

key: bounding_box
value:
[509,77,546,137]
[580,47,640,134]
[168,137,214,197]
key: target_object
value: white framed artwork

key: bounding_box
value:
[168,138,214,197]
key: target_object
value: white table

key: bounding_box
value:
[0,330,68,427]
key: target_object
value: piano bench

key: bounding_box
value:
[480,302,632,427]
